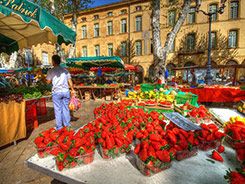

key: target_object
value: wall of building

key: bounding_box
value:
[34,0,245,79]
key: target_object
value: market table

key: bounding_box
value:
[74,85,121,100]
[0,100,26,147]
[26,145,239,184]
[180,87,245,103]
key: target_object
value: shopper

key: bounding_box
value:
[46,55,75,130]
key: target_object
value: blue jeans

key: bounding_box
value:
[52,91,71,130]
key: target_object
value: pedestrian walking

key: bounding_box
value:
[46,55,75,130]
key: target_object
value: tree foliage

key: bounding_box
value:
[33,0,93,20]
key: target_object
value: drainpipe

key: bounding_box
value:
[128,3,131,64]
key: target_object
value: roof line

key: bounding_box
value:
[64,0,149,18]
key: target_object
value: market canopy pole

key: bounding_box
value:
[0,0,76,49]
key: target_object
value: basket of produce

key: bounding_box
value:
[195,123,225,151]
[224,116,245,149]
[134,141,172,176]
[187,105,213,124]
[176,146,198,161]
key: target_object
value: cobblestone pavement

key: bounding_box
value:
[0,100,104,184]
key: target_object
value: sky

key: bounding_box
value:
[90,0,122,8]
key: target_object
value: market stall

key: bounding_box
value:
[0,0,76,147]
[180,86,245,103]
[67,56,125,100]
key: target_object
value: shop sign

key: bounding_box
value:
[0,0,40,20]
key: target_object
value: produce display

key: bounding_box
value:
[188,105,213,124]
[237,101,245,115]
[34,100,237,177]
[224,117,245,166]
[0,93,23,103]
[11,84,51,99]
[128,90,175,102]
[224,168,245,184]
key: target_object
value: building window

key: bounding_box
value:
[107,21,113,35]
[82,46,87,57]
[186,33,196,51]
[121,19,127,33]
[168,10,176,26]
[108,12,113,17]
[209,4,218,21]
[94,15,99,20]
[135,40,142,56]
[135,16,142,32]
[121,42,127,56]
[81,17,86,22]
[121,9,127,15]
[108,44,113,56]
[94,23,99,37]
[230,1,239,19]
[95,45,100,56]
[211,32,217,49]
[136,6,142,11]
[42,52,49,65]
[81,25,87,39]
[188,7,196,24]
[228,30,238,48]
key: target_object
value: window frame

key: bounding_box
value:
[136,6,142,11]
[230,0,239,20]
[94,15,99,20]
[135,40,142,56]
[107,12,113,17]
[228,29,238,48]
[209,4,218,22]
[108,43,113,56]
[107,21,113,36]
[121,41,127,57]
[187,7,196,24]
[135,15,142,32]
[168,10,176,27]
[121,19,127,33]
[120,9,127,15]
[81,25,87,39]
[94,23,100,37]
[94,45,100,56]
[82,46,88,57]
[186,33,196,51]
[210,31,217,49]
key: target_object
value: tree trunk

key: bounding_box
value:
[152,0,192,80]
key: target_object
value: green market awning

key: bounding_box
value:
[66,56,125,70]
[0,0,76,50]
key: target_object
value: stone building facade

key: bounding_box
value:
[35,0,245,78]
